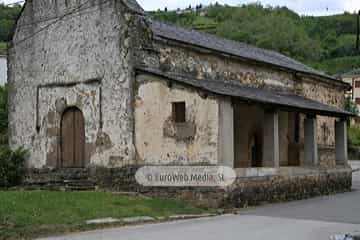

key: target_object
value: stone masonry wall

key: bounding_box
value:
[8,0,143,168]
[134,74,219,165]
[143,42,296,91]
[9,0,348,169]
[23,165,352,208]
[228,167,352,207]
[140,40,348,167]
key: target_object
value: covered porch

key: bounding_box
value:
[135,67,354,206]
[136,67,354,173]
[214,81,354,205]
[227,103,349,169]
[217,84,353,174]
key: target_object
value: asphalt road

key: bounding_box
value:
[39,162,360,240]
[240,162,360,224]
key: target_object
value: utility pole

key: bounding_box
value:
[357,10,360,52]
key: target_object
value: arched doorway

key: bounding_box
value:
[61,107,85,168]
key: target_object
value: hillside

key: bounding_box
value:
[0,3,21,55]
[0,42,6,55]
[1,3,360,75]
[150,3,360,75]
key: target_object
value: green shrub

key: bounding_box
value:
[0,146,27,189]
[348,125,360,147]
[349,145,360,160]
[345,97,359,115]
[0,85,8,145]
[0,41,6,55]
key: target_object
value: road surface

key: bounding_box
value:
[39,162,360,240]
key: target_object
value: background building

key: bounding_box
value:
[0,55,7,85]
[341,69,360,115]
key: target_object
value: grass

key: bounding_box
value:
[0,191,209,239]
[0,42,6,55]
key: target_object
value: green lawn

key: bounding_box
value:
[0,191,209,239]
[0,42,6,55]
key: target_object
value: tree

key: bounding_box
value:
[345,96,359,115]
[0,85,8,144]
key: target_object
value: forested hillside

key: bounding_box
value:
[1,3,360,74]
[0,3,21,54]
[151,3,360,75]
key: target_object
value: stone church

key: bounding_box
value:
[8,0,354,206]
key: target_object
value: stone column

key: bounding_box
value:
[335,119,348,165]
[304,116,318,166]
[218,98,234,168]
[263,110,279,167]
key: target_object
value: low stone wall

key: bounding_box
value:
[23,167,226,207]
[23,166,352,208]
[228,167,352,207]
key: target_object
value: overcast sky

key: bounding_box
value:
[2,0,360,16]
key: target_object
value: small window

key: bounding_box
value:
[172,102,186,123]
[355,81,360,88]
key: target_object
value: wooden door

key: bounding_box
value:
[61,108,85,168]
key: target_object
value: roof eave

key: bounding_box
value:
[135,67,355,118]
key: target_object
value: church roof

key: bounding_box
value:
[341,69,360,78]
[137,67,354,118]
[150,20,347,86]
[122,0,145,14]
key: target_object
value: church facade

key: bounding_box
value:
[8,0,353,206]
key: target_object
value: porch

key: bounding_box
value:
[136,67,354,174]
[220,101,350,173]
[207,80,354,174]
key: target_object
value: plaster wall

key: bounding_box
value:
[343,76,360,113]
[9,0,348,169]
[135,74,219,165]
[8,0,138,168]
[142,41,346,167]
[353,79,360,99]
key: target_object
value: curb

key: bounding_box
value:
[85,213,220,226]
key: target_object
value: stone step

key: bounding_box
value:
[22,177,97,191]
[63,179,96,185]
[64,185,97,191]
[25,168,94,186]
[63,179,97,191]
